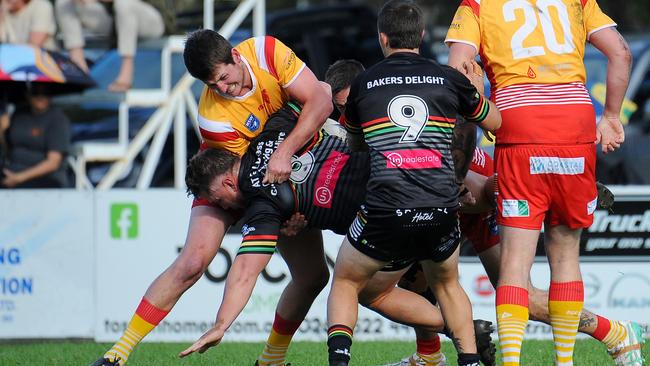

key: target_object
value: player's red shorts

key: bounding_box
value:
[495,143,597,230]
[459,148,500,253]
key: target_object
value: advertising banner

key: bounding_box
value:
[0,190,94,338]
[94,189,412,342]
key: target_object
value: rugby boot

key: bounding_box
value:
[473,319,496,366]
[379,352,447,365]
[609,321,646,366]
[89,355,122,366]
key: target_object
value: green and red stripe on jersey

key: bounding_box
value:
[238,234,278,255]
[359,116,456,139]
[465,94,489,123]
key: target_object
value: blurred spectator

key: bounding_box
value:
[0,0,57,49]
[54,0,112,72]
[0,84,71,188]
[55,0,165,91]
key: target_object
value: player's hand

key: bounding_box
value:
[595,115,625,154]
[280,213,308,236]
[178,326,225,357]
[458,184,476,209]
[461,60,485,95]
[264,150,292,184]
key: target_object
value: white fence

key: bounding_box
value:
[1,189,649,341]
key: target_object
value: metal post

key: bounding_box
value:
[204,0,214,30]
[253,0,266,37]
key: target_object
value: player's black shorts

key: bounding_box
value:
[347,205,460,267]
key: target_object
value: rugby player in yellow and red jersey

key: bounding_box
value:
[90,30,332,366]
[445,1,641,365]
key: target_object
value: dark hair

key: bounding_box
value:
[185,149,240,199]
[325,59,365,95]
[183,29,235,82]
[377,0,424,50]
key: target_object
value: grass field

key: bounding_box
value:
[1,339,648,365]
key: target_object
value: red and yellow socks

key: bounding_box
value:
[104,297,169,364]
[257,312,302,366]
[496,285,529,366]
[414,336,446,365]
[593,315,627,351]
[548,281,584,366]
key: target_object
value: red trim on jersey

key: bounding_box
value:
[264,36,279,80]
[461,0,480,17]
[199,127,241,142]
[360,116,390,128]
[428,115,456,123]
[244,234,279,241]
[580,0,588,7]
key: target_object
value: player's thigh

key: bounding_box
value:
[495,145,551,230]
[276,228,328,281]
[546,144,597,229]
[420,245,461,285]
[334,236,389,286]
[361,266,410,302]
[175,205,233,271]
[498,225,540,287]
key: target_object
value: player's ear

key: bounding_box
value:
[223,176,237,191]
[231,48,241,63]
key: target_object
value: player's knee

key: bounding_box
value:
[169,255,207,285]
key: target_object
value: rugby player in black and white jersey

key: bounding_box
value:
[325,1,501,366]
[178,105,481,360]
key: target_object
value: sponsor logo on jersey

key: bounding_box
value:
[313,151,349,208]
[529,156,584,175]
[587,197,598,215]
[244,113,261,132]
[502,199,529,217]
[241,224,256,236]
[290,151,315,183]
[384,149,442,169]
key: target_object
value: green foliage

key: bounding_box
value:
[0,339,648,365]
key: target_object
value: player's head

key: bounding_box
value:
[184,29,248,97]
[325,59,365,114]
[377,0,424,54]
[186,149,244,210]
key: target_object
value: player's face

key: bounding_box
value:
[333,87,350,115]
[206,50,248,97]
[205,174,243,210]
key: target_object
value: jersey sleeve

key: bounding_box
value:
[583,0,617,40]
[343,77,362,135]
[237,199,283,256]
[444,0,481,52]
[252,36,306,88]
[444,66,490,124]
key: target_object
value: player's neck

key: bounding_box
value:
[384,48,419,57]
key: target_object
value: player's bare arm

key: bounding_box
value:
[265,68,333,184]
[590,27,632,153]
[452,119,477,185]
[179,252,273,357]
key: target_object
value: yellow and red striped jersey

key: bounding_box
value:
[445,0,615,144]
[197,36,306,156]
[445,0,615,90]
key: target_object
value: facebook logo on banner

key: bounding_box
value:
[110,203,139,239]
